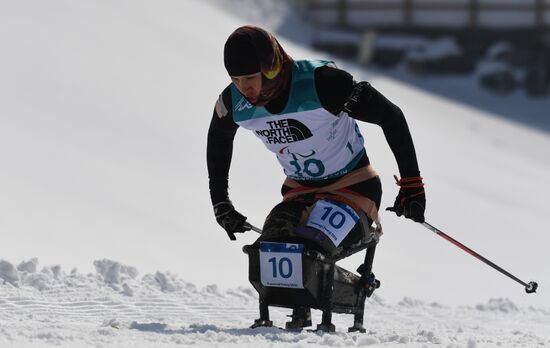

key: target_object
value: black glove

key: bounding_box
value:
[386,175,426,223]
[213,201,249,240]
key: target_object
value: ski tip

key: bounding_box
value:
[525,281,538,294]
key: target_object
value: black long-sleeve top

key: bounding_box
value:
[207,65,420,205]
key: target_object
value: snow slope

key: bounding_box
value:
[1,259,549,347]
[1,0,550,346]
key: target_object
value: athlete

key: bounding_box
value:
[207,25,426,242]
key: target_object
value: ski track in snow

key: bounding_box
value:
[1,259,549,347]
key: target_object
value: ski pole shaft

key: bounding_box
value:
[244,222,262,234]
[421,221,538,294]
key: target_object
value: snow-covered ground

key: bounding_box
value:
[1,0,550,346]
[1,259,549,347]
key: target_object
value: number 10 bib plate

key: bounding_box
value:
[259,242,304,289]
[306,199,359,247]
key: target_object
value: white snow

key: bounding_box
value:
[1,258,549,347]
[1,0,550,346]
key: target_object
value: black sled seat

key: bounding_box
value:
[242,197,382,333]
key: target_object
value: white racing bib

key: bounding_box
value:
[259,242,304,289]
[306,200,360,247]
[232,60,366,181]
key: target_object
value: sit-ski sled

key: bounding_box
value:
[242,197,382,333]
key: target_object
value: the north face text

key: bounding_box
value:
[255,119,313,144]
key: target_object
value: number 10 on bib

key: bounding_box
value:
[306,199,360,247]
[259,242,304,289]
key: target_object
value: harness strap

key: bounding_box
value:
[282,165,380,225]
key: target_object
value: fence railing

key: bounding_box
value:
[305,0,549,29]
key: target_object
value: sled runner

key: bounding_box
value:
[243,196,382,333]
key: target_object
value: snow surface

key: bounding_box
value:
[1,258,549,347]
[1,0,550,346]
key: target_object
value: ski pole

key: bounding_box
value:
[421,221,538,294]
[244,222,262,234]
